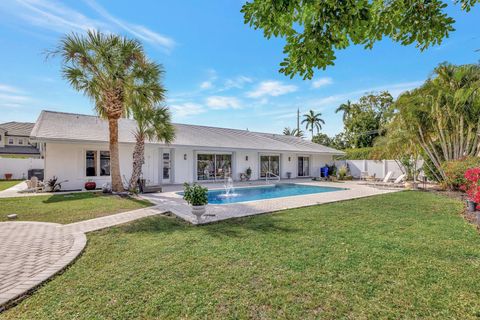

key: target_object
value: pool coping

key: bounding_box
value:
[176,183,349,205]
[140,180,401,225]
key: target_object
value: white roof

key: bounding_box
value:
[31,110,344,155]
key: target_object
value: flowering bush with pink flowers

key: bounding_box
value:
[461,167,480,204]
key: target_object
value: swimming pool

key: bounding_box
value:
[179,183,346,205]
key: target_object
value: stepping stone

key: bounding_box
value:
[7,214,17,220]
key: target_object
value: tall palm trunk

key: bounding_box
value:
[129,134,145,191]
[108,118,124,192]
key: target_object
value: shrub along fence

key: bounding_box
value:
[334,159,423,180]
[0,158,44,180]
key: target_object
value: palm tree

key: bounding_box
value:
[302,110,325,139]
[53,30,164,192]
[283,127,295,135]
[335,100,353,121]
[129,105,175,191]
[283,127,305,138]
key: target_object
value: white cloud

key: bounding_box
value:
[170,102,205,117]
[223,76,253,90]
[311,77,333,89]
[3,0,175,52]
[247,81,297,98]
[0,84,22,94]
[205,96,241,110]
[85,0,175,51]
[199,69,218,90]
[0,83,31,108]
[307,80,423,109]
[200,81,213,90]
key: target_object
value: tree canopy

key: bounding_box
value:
[338,91,394,148]
[241,0,478,79]
[386,63,480,181]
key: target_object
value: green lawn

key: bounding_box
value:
[0,180,22,191]
[2,191,480,319]
[0,192,152,224]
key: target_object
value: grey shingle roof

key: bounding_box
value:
[0,122,35,137]
[31,110,344,155]
[0,145,40,155]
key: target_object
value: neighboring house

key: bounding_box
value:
[0,122,42,158]
[31,110,344,190]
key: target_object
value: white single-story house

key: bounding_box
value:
[30,110,344,191]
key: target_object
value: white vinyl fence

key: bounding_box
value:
[334,159,423,180]
[0,158,44,180]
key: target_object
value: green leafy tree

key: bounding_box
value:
[391,63,480,182]
[129,105,175,191]
[241,0,478,79]
[313,132,348,150]
[53,31,164,192]
[312,133,332,146]
[342,92,394,148]
[302,110,325,139]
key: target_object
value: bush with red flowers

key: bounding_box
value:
[461,168,480,206]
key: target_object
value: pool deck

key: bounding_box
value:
[140,179,401,224]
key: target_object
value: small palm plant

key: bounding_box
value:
[129,104,175,191]
[302,110,325,139]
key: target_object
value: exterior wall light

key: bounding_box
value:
[288,157,291,162]
[184,154,187,160]
[245,156,249,161]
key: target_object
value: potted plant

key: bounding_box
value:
[4,173,12,180]
[245,167,252,181]
[286,172,291,179]
[183,183,208,222]
[84,180,96,190]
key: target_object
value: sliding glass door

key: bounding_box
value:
[298,156,310,177]
[260,155,280,178]
[197,153,232,181]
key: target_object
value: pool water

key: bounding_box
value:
[179,183,346,205]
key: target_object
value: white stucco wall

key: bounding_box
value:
[235,150,259,181]
[44,141,337,188]
[45,142,136,190]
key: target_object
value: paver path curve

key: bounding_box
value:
[0,206,165,311]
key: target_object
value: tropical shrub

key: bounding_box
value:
[183,183,208,206]
[461,168,480,204]
[338,165,348,180]
[442,157,480,191]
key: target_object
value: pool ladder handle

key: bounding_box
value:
[265,171,281,183]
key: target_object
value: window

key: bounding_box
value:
[260,155,280,178]
[298,156,310,177]
[86,150,110,177]
[8,138,13,145]
[18,139,23,145]
[163,152,170,180]
[100,151,110,176]
[86,151,97,176]
[197,153,232,181]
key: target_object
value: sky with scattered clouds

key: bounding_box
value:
[0,0,479,136]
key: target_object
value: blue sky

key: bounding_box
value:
[0,1,478,136]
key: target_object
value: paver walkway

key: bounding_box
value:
[0,206,166,311]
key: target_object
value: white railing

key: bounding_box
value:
[265,171,280,182]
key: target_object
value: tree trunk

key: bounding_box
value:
[108,118,124,192]
[129,135,145,192]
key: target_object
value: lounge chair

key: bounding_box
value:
[375,173,406,188]
[364,171,393,186]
